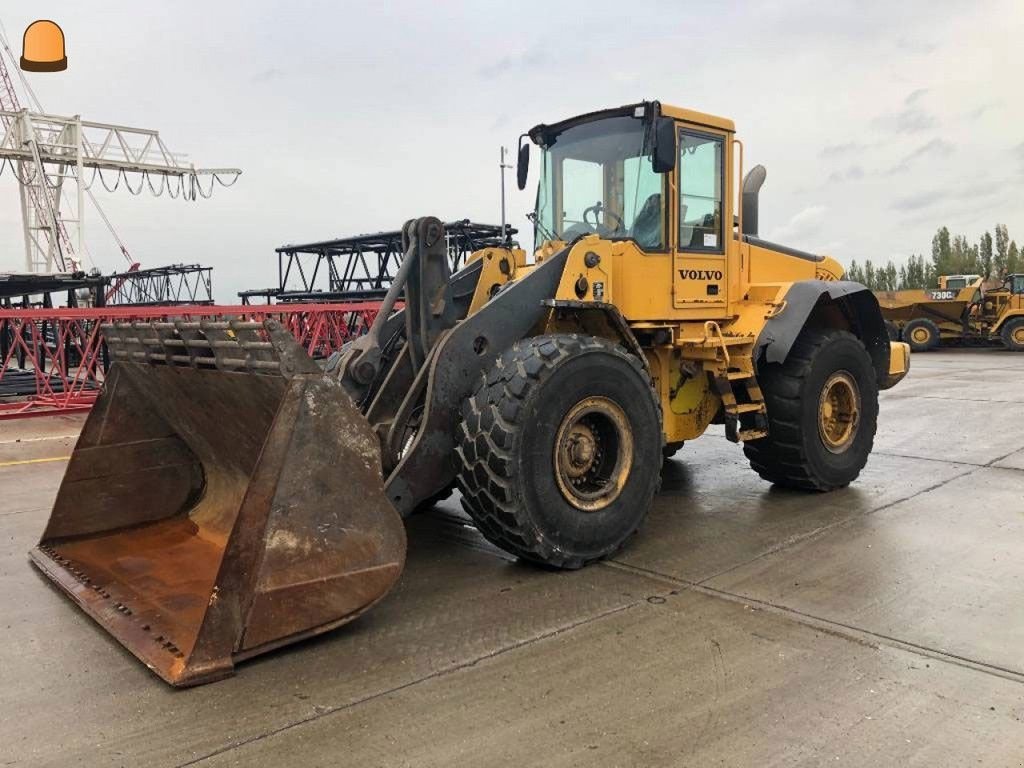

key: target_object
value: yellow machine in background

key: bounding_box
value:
[877,273,1024,351]
[32,101,909,686]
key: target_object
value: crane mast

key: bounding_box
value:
[0,26,240,277]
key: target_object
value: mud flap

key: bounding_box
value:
[29,318,405,687]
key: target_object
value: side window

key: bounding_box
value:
[623,156,664,250]
[1012,276,1024,295]
[678,131,723,252]
[559,158,602,234]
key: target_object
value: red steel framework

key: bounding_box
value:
[0,302,384,419]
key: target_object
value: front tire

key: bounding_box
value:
[903,318,940,352]
[743,328,878,491]
[456,334,662,569]
[1000,318,1024,351]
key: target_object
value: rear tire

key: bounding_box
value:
[743,328,878,491]
[903,318,940,352]
[1000,318,1024,351]
[456,334,662,569]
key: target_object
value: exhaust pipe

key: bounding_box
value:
[741,164,767,237]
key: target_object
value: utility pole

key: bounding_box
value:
[499,146,512,241]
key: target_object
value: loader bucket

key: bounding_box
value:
[29,318,406,687]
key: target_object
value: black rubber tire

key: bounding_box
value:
[743,328,878,491]
[884,319,901,342]
[1000,317,1024,352]
[663,441,685,459]
[902,318,940,352]
[456,334,662,569]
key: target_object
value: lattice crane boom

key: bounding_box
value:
[0,25,240,276]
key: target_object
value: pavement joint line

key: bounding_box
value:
[983,444,1024,467]
[671,465,977,587]
[601,560,1024,686]
[0,456,70,468]
[0,506,48,518]
[175,601,641,767]
[0,434,79,445]
[873,449,1024,472]
[908,395,1024,404]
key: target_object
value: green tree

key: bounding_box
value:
[1008,240,1021,275]
[882,262,898,290]
[950,235,972,274]
[846,259,864,284]
[979,231,993,279]
[994,224,1010,277]
[864,259,876,289]
[931,226,952,275]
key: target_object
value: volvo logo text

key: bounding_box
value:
[678,269,723,280]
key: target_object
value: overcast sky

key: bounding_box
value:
[1,0,1022,300]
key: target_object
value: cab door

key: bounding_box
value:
[672,128,728,310]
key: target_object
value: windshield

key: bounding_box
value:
[534,115,664,252]
[945,278,967,290]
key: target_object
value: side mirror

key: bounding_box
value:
[652,117,676,173]
[517,141,530,190]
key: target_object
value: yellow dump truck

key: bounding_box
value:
[877,274,1024,351]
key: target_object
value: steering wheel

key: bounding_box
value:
[583,202,625,234]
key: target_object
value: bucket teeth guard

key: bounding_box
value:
[30,318,406,687]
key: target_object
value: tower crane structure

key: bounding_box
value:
[0,26,240,275]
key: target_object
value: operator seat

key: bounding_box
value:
[631,193,663,250]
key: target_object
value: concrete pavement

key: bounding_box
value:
[1,350,1022,767]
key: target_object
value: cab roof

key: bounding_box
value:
[660,103,735,133]
[528,101,734,147]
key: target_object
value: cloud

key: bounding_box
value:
[251,68,285,83]
[895,37,937,54]
[873,106,936,134]
[886,138,955,174]
[904,88,929,106]
[477,45,547,80]
[965,102,998,120]
[872,89,937,134]
[892,189,949,212]
[893,181,1000,212]
[828,164,865,182]
[819,142,870,158]
[768,205,827,242]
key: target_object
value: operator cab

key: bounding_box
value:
[939,274,982,291]
[524,106,667,252]
[519,101,738,310]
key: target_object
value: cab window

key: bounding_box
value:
[678,131,723,252]
[1012,275,1024,294]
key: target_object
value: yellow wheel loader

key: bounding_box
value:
[877,273,1024,351]
[31,101,910,686]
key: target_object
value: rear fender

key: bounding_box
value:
[757,280,892,388]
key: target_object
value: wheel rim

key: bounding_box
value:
[818,371,861,454]
[1012,326,1024,345]
[910,326,931,345]
[553,396,633,511]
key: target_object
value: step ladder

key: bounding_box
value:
[684,322,769,443]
